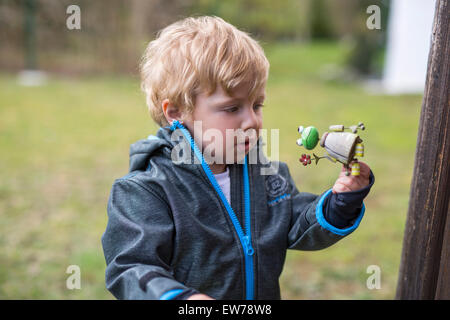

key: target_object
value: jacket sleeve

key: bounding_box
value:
[101,178,196,300]
[281,164,366,251]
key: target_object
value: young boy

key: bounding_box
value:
[101,16,375,300]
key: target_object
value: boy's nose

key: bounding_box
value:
[241,107,261,131]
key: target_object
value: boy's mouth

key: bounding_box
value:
[236,137,253,152]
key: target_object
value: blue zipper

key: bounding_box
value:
[170,120,255,300]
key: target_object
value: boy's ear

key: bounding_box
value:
[162,99,183,124]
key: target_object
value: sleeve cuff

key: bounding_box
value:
[315,189,365,236]
[160,288,199,300]
[171,288,199,300]
[335,170,375,201]
[159,289,185,300]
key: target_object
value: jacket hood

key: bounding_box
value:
[128,127,174,172]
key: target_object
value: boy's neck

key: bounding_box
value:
[211,163,227,174]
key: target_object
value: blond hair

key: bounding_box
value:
[140,16,270,127]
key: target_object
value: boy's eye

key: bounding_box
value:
[224,106,239,113]
[253,104,264,111]
[223,104,264,113]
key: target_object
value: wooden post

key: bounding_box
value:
[396,0,450,299]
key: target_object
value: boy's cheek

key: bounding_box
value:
[201,129,260,164]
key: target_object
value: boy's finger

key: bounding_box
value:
[339,162,371,179]
[332,182,353,194]
[357,161,371,177]
[337,175,359,187]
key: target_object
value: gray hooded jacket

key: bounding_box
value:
[101,123,368,300]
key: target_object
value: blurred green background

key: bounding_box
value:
[0,0,422,299]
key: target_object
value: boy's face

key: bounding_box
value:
[183,82,265,171]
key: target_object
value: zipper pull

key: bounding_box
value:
[243,235,254,256]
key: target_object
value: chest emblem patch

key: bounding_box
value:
[265,174,288,198]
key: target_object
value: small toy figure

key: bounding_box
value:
[296,122,365,176]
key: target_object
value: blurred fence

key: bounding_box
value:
[0,0,389,75]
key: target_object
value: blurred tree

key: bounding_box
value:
[345,0,390,77]
[309,0,334,39]
[188,0,309,41]
[24,0,37,69]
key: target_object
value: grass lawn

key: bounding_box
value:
[0,41,422,299]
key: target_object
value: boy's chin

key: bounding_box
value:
[203,142,257,165]
[203,152,248,166]
[226,150,249,164]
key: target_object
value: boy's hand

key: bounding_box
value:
[332,161,371,194]
[187,293,215,300]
